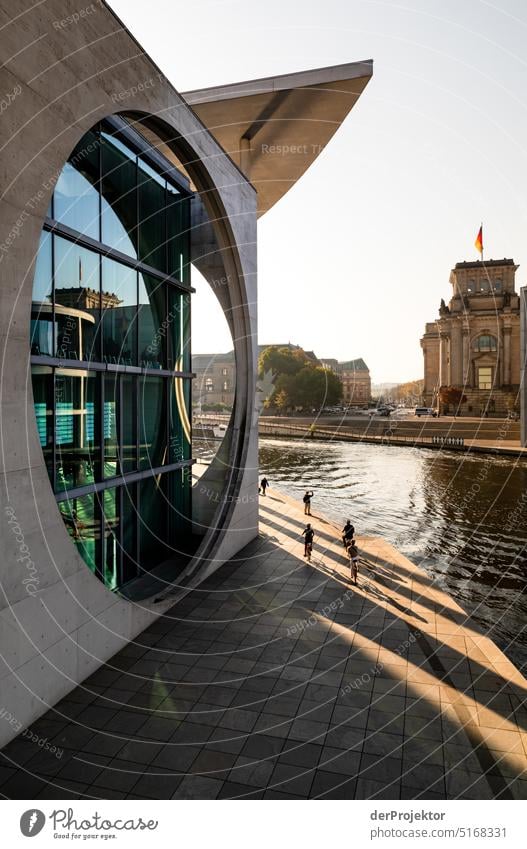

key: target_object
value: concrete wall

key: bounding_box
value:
[0,0,257,746]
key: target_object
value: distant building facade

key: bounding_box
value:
[193,351,235,408]
[321,357,371,405]
[421,259,521,416]
[193,344,321,409]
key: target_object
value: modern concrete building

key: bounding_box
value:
[321,358,371,405]
[421,259,521,416]
[0,0,372,746]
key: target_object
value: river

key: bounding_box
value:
[258,437,527,670]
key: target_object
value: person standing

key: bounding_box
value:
[342,519,355,547]
[303,490,314,515]
[347,539,359,585]
[260,476,269,496]
[302,523,315,561]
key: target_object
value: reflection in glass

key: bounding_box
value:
[55,369,99,492]
[101,132,137,257]
[31,231,53,356]
[31,366,53,478]
[138,158,166,272]
[101,257,137,365]
[59,494,101,577]
[121,375,137,473]
[54,149,100,239]
[166,184,189,280]
[166,468,192,540]
[139,376,166,470]
[139,476,168,572]
[54,237,100,361]
[121,482,138,585]
[167,287,190,372]
[31,121,194,593]
[169,377,191,465]
[138,273,165,368]
[104,374,118,478]
[100,486,119,590]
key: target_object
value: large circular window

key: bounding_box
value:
[30,117,194,591]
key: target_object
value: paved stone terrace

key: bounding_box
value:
[1,489,527,800]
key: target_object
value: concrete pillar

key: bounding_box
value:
[439,332,449,386]
[451,321,463,385]
[503,325,512,386]
[462,328,470,385]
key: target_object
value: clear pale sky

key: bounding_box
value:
[110,0,527,383]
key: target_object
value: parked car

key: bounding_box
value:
[415,406,438,417]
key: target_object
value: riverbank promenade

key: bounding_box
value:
[1,490,526,800]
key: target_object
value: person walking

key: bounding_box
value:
[347,539,359,585]
[260,476,269,496]
[302,523,315,561]
[341,519,355,547]
[303,490,314,515]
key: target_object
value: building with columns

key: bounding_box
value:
[421,259,521,416]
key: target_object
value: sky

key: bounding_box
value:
[109,0,527,383]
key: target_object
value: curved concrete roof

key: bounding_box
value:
[182,61,373,216]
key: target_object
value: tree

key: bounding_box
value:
[258,346,308,378]
[438,386,466,414]
[259,345,342,411]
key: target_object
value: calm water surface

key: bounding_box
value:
[258,437,527,669]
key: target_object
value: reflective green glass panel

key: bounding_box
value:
[55,369,99,492]
[101,257,137,365]
[104,374,118,478]
[54,237,101,361]
[138,158,166,272]
[169,377,191,465]
[31,231,53,356]
[54,130,100,239]
[101,132,137,258]
[31,366,53,479]
[138,475,169,572]
[100,486,119,590]
[139,376,166,470]
[59,494,101,577]
[138,272,165,368]
[121,375,137,474]
[121,482,138,585]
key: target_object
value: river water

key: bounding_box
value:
[258,437,527,670]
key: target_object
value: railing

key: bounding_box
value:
[257,420,468,449]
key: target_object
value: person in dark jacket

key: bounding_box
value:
[260,476,269,496]
[342,520,355,547]
[302,523,315,561]
[347,539,359,585]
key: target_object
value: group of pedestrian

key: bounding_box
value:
[341,519,359,585]
[259,478,359,585]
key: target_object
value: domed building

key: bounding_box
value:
[421,259,521,416]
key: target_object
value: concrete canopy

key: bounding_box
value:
[183,61,373,216]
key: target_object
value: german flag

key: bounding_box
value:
[474,225,483,256]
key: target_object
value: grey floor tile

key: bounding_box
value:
[269,762,314,796]
[310,769,357,799]
[229,756,275,787]
[171,775,224,799]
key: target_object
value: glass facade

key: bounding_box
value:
[31,119,193,591]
